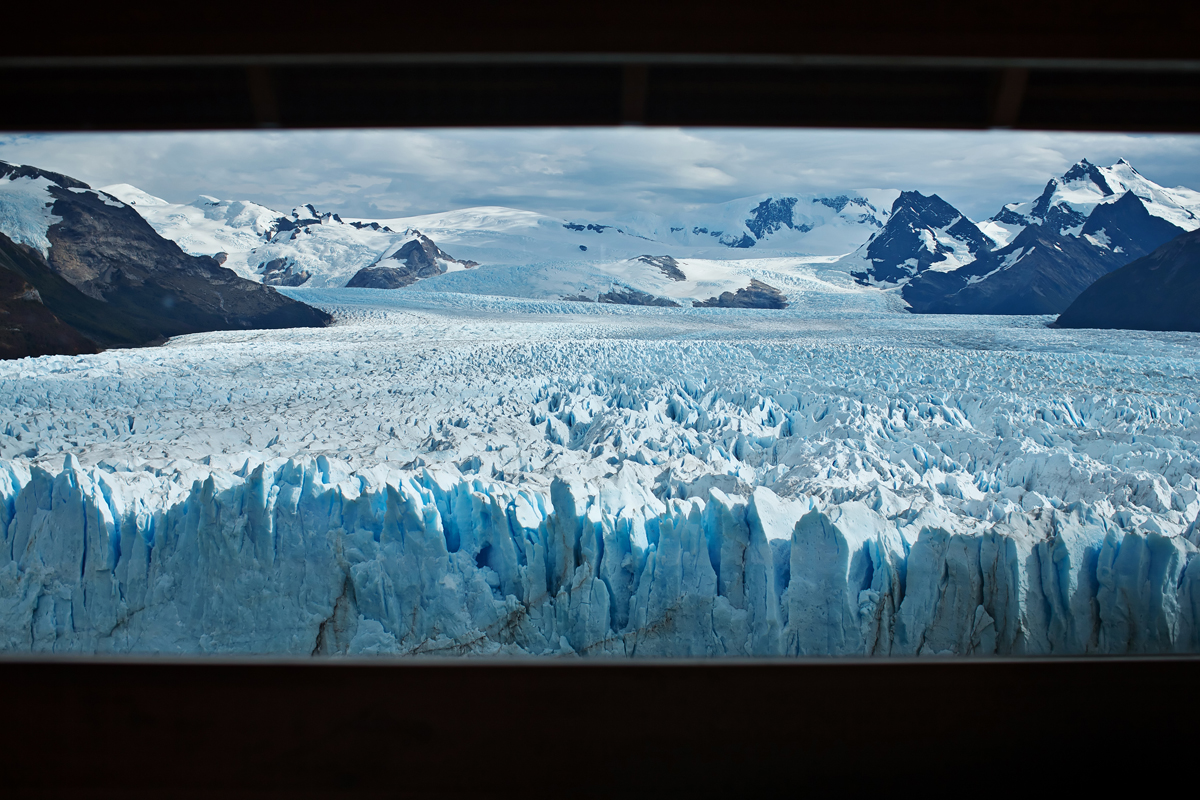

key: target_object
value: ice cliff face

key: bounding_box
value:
[2,454,1197,656]
[3,286,1200,656]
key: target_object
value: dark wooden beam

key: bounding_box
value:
[1,2,1196,132]
[4,3,1198,62]
[1,656,1194,796]
[2,59,1198,132]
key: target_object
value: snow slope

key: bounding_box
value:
[1,290,1198,656]
[611,190,898,253]
[0,174,65,256]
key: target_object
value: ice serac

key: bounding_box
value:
[1,455,1196,657]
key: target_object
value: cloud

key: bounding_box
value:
[1,128,1197,222]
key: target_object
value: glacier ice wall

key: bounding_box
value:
[4,293,1200,656]
[3,454,1197,657]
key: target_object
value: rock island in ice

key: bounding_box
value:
[2,283,1199,657]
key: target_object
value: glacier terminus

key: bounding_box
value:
[1,288,1199,657]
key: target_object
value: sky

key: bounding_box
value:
[2,128,1199,223]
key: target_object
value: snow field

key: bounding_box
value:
[1,290,1199,656]
[0,174,63,257]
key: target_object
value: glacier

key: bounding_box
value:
[99,182,897,300]
[2,288,1199,656]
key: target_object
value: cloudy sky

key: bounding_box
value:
[2,128,1198,222]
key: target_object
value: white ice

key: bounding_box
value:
[1,289,1198,657]
[0,175,63,257]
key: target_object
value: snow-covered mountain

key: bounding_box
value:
[105,159,1200,317]
[839,159,1200,315]
[345,230,479,289]
[103,185,897,305]
[0,163,329,359]
[846,191,995,285]
[616,190,898,252]
[983,158,1200,246]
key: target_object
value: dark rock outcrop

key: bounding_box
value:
[0,161,331,358]
[346,231,477,289]
[344,267,416,290]
[1077,191,1186,259]
[695,279,787,309]
[0,161,88,190]
[0,232,159,348]
[1055,228,1200,331]
[744,197,799,239]
[814,195,884,227]
[634,255,687,281]
[349,221,393,232]
[903,226,1124,315]
[597,287,680,307]
[258,257,312,287]
[0,252,98,360]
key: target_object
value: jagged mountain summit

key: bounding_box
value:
[983,158,1200,246]
[849,191,995,285]
[843,159,1200,315]
[0,161,331,359]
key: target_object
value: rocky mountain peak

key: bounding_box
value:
[1061,159,1115,196]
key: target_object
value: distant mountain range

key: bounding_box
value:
[101,183,901,306]
[0,162,331,360]
[4,156,1199,360]
[100,158,1200,318]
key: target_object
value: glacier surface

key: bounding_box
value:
[100,183,897,300]
[2,288,1199,656]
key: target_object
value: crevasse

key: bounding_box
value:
[2,454,1197,657]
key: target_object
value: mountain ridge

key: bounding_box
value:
[889,159,1199,314]
[0,161,332,359]
[1056,227,1200,332]
[98,158,1200,320]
